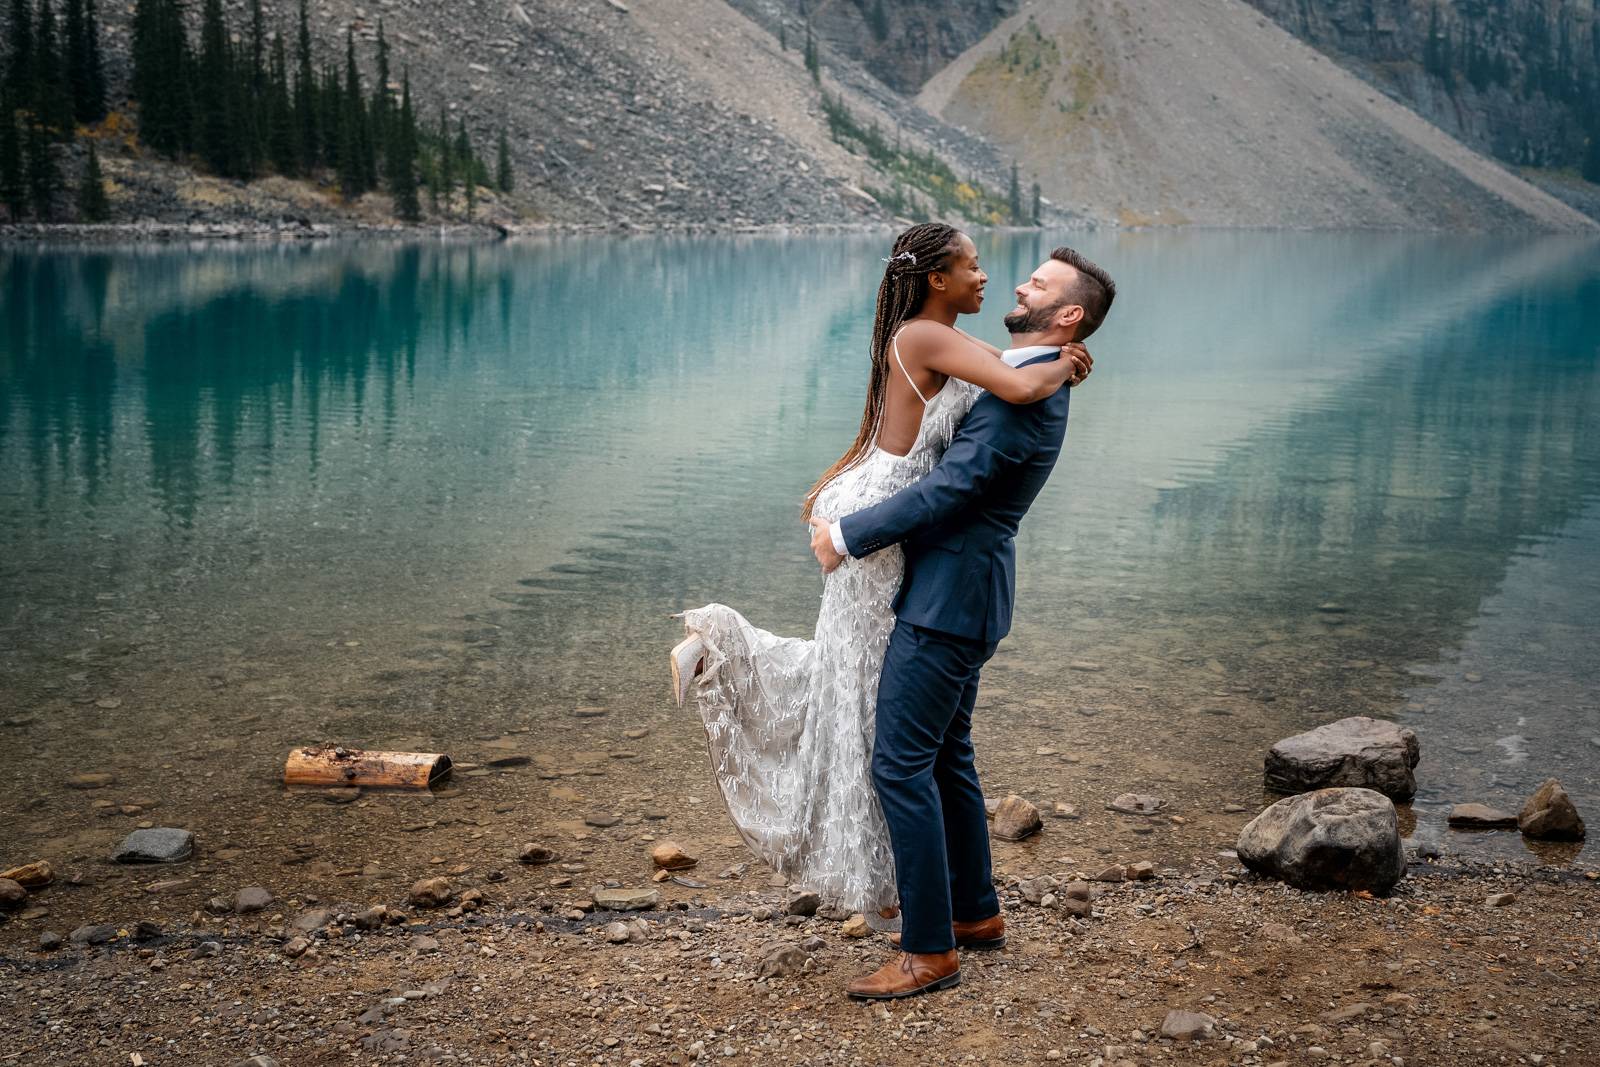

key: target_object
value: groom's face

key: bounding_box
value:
[1004,259,1084,337]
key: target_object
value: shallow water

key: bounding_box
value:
[1,232,1597,892]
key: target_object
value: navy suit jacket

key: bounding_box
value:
[839,352,1070,644]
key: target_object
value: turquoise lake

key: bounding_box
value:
[1,231,1596,886]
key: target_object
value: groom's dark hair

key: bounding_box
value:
[1051,247,1116,339]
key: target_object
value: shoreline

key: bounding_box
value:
[3,854,1595,1065]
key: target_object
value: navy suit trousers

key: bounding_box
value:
[872,618,1000,953]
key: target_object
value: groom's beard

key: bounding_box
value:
[1003,299,1065,335]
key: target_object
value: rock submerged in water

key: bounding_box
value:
[1447,803,1518,829]
[1518,778,1586,840]
[112,827,195,863]
[1264,716,1420,801]
[990,795,1043,841]
[1236,787,1405,893]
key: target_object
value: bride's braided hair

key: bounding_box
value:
[802,223,962,522]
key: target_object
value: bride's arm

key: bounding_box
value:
[908,323,1079,404]
[953,326,1003,358]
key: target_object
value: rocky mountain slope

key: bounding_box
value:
[5,0,1598,233]
[914,0,1596,232]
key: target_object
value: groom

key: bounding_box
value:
[809,246,1116,999]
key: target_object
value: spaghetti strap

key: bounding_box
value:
[891,328,930,404]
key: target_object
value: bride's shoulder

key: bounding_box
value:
[893,318,958,353]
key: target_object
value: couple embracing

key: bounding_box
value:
[670,223,1116,999]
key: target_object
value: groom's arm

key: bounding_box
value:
[832,395,1039,558]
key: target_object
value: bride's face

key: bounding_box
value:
[930,234,987,315]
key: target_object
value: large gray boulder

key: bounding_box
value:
[1236,787,1405,893]
[1264,716,1420,800]
[1518,779,1586,840]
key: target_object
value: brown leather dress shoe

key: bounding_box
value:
[887,913,1006,951]
[845,951,960,1000]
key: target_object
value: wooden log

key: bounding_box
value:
[284,746,452,789]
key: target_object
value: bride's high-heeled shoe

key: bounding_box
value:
[670,634,707,707]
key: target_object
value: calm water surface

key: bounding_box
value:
[2,232,1597,889]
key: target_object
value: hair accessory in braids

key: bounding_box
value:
[802,222,964,521]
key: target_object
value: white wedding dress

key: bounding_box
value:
[681,352,980,921]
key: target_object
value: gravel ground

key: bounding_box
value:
[3,852,1595,1066]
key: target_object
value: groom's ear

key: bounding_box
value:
[1056,303,1085,332]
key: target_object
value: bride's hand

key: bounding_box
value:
[1063,342,1092,386]
[808,516,844,574]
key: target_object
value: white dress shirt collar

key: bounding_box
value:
[1000,344,1061,367]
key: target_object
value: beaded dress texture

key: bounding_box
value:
[681,361,979,921]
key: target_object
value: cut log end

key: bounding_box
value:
[284,747,453,790]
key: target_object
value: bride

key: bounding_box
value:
[670,223,1088,923]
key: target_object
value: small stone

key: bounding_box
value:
[323,788,361,804]
[1447,804,1519,829]
[757,942,809,979]
[111,827,194,863]
[486,755,530,767]
[593,887,660,911]
[1062,880,1092,901]
[573,706,608,718]
[840,914,871,938]
[652,869,671,882]
[39,931,64,951]
[1092,865,1125,882]
[517,843,557,866]
[584,813,621,828]
[231,1057,281,1067]
[624,728,650,739]
[1321,1003,1371,1024]
[991,795,1043,841]
[0,861,53,888]
[1485,892,1516,907]
[1068,661,1103,672]
[281,936,311,959]
[1018,876,1057,904]
[69,923,119,946]
[1160,1009,1216,1041]
[786,890,821,916]
[1222,803,1248,814]
[649,841,697,870]
[1061,896,1093,918]
[353,906,389,930]
[290,908,332,934]
[409,877,454,908]
[1127,860,1156,880]
[411,935,440,953]
[234,887,274,914]
[0,879,26,909]
[1517,778,1586,840]
[1107,793,1165,815]
[603,921,631,943]
[1052,802,1079,819]
[66,772,116,789]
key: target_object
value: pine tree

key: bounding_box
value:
[868,0,888,42]
[495,126,512,193]
[779,23,786,52]
[35,0,75,137]
[387,69,419,221]
[24,119,55,218]
[6,0,33,103]
[0,86,24,218]
[76,137,107,219]
[804,22,819,85]
[1030,180,1041,225]
[338,27,373,197]
[268,29,297,174]
[294,0,316,169]
[1584,125,1600,183]
[455,115,472,174]
[196,0,231,172]
[1007,161,1021,223]
[83,0,104,121]
[437,104,453,207]
[370,18,391,162]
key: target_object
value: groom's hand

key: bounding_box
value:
[808,516,844,574]
[1064,342,1093,386]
